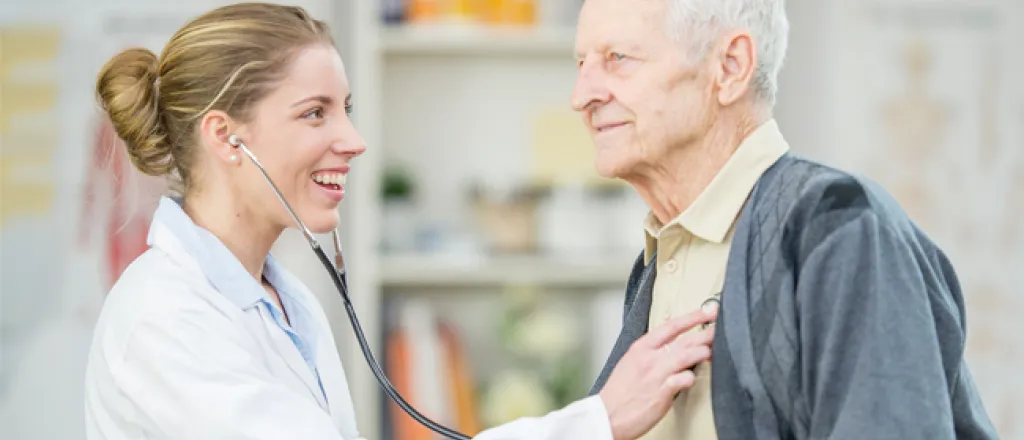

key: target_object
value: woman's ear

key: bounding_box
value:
[199,110,242,165]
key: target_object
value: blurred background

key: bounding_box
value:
[1,0,1020,439]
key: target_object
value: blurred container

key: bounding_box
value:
[480,0,536,26]
[469,183,539,253]
[407,0,481,23]
[535,183,604,257]
[473,198,537,253]
[381,199,418,252]
[382,0,405,23]
[538,0,583,28]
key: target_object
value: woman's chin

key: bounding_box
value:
[306,211,340,234]
[308,224,337,234]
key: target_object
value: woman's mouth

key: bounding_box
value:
[312,171,347,201]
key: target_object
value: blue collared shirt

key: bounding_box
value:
[148,196,326,401]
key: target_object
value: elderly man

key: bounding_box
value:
[571,0,999,439]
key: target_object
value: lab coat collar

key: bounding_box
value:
[146,196,277,310]
[146,196,329,410]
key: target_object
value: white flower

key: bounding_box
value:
[481,370,556,427]
[511,310,579,360]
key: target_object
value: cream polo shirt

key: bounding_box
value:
[639,119,790,440]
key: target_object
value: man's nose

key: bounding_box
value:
[570,56,611,112]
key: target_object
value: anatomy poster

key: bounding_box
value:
[0,19,170,440]
[0,23,67,419]
[825,1,1022,436]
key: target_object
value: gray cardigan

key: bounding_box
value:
[590,154,998,439]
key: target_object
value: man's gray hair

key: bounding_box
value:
[667,0,789,106]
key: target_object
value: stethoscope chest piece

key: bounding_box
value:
[700,293,721,330]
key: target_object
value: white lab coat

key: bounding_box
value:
[84,197,612,440]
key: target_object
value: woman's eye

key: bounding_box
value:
[610,52,626,61]
[302,107,324,120]
[344,104,354,115]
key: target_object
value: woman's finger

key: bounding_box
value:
[661,343,712,375]
[669,326,716,349]
[642,308,717,348]
[664,369,697,393]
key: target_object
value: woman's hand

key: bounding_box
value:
[598,306,718,440]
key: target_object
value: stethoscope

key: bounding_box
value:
[228,135,472,440]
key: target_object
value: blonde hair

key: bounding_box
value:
[95,2,334,192]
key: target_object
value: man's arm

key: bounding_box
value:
[793,183,964,439]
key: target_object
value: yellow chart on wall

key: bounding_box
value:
[0,27,61,227]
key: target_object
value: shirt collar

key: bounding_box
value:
[643,119,790,255]
[146,196,289,310]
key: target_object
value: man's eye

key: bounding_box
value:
[610,52,626,61]
[344,104,353,115]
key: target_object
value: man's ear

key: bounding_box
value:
[714,30,757,106]
[199,110,242,165]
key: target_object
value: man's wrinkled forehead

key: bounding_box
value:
[575,0,669,54]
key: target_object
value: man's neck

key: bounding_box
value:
[633,113,768,226]
[182,189,282,282]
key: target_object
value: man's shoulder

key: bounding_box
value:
[769,156,918,236]
[750,154,950,269]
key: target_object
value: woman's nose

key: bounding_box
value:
[333,119,367,157]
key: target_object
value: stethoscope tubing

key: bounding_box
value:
[229,135,471,440]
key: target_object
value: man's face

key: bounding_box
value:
[571,0,715,180]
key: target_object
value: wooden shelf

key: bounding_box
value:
[379,24,577,57]
[380,252,637,288]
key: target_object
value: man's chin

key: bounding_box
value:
[593,144,634,176]
[594,157,634,180]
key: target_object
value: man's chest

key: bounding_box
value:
[640,230,735,440]
[648,231,734,327]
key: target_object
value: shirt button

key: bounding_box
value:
[664,259,678,273]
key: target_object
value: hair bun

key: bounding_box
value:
[96,48,173,177]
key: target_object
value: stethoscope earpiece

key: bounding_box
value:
[228,134,241,147]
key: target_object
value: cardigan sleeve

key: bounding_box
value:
[789,178,996,439]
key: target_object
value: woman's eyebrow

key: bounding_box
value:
[291,95,333,107]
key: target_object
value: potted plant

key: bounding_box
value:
[380,164,417,252]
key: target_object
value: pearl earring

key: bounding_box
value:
[229,154,238,162]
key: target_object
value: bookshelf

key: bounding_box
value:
[379,24,577,56]
[379,252,637,288]
[332,2,635,438]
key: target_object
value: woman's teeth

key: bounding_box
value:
[312,173,346,186]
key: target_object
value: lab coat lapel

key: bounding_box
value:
[255,304,330,411]
[147,198,331,412]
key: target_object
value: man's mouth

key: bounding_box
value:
[311,171,346,190]
[596,122,628,132]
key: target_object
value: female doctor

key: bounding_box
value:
[83,3,717,440]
